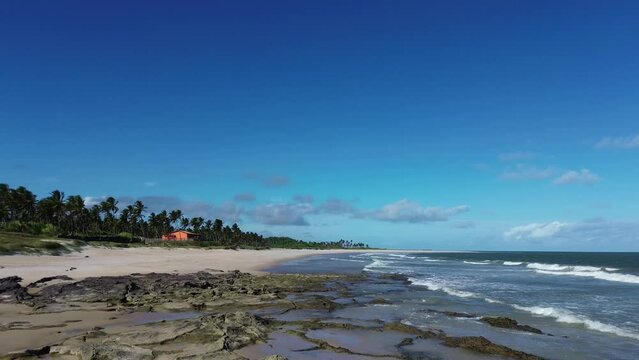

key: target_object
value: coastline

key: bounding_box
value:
[3,250,635,358]
[0,262,546,359]
[0,246,431,285]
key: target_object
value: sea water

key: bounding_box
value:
[270,251,639,360]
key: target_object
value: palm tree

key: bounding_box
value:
[36,190,64,226]
[231,223,242,247]
[99,197,119,234]
[119,205,133,235]
[132,200,147,236]
[180,217,190,230]
[190,217,204,233]
[0,183,9,224]
[169,209,182,230]
[8,186,36,221]
[65,195,85,234]
[147,212,158,238]
[157,210,169,236]
[213,219,223,243]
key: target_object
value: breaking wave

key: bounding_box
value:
[503,261,523,266]
[409,278,478,298]
[533,269,639,284]
[526,263,638,284]
[363,259,391,273]
[512,305,639,341]
[329,257,366,263]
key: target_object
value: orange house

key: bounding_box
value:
[161,230,200,241]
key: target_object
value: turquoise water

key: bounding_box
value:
[271,251,639,360]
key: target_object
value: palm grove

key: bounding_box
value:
[0,184,368,249]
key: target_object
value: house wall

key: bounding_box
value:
[162,231,191,241]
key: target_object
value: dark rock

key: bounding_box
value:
[24,345,51,356]
[369,297,392,305]
[0,276,22,293]
[397,337,414,347]
[0,276,31,303]
[425,309,476,318]
[443,336,545,360]
[294,295,345,312]
[481,317,543,335]
[27,275,73,287]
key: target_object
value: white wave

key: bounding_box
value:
[363,259,391,272]
[423,258,444,262]
[513,305,639,341]
[386,253,416,259]
[503,261,523,266]
[408,278,477,298]
[463,261,491,265]
[329,257,366,263]
[534,269,639,284]
[484,297,503,304]
[526,263,571,271]
[527,263,623,273]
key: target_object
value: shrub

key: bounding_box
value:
[41,223,59,237]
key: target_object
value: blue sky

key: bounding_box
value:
[2,1,638,250]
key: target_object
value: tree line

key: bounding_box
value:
[0,184,368,249]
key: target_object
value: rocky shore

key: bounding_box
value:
[0,271,546,359]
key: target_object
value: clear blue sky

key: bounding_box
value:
[2,1,638,250]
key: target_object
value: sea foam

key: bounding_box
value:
[409,278,477,298]
[513,305,639,341]
[329,257,366,263]
[503,261,523,266]
[533,269,639,284]
[363,258,391,272]
[526,263,639,284]
[409,277,501,304]
[463,261,491,265]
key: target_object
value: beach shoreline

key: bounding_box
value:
[0,246,433,285]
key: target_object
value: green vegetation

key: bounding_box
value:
[0,232,81,255]
[0,183,369,253]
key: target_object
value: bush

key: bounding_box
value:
[41,223,59,237]
[1,220,49,235]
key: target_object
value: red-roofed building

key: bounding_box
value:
[161,230,200,241]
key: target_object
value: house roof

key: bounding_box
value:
[165,230,199,235]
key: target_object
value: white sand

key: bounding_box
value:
[0,247,425,284]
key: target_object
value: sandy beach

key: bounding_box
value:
[0,247,422,285]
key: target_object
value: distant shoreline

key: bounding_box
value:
[0,247,434,284]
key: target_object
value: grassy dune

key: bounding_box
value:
[0,232,80,255]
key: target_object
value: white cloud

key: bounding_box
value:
[83,196,106,207]
[250,202,314,226]
[595,134,639,149]
[504,221,570,240]
[366,199,469,224]
[144,181,157,187]
[500,165,555,181]
[553,169,600,185]
[503,219,639,250]
[319,198,356,215]
[498,152,536,161]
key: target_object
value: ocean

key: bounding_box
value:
[270,251,639,360]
